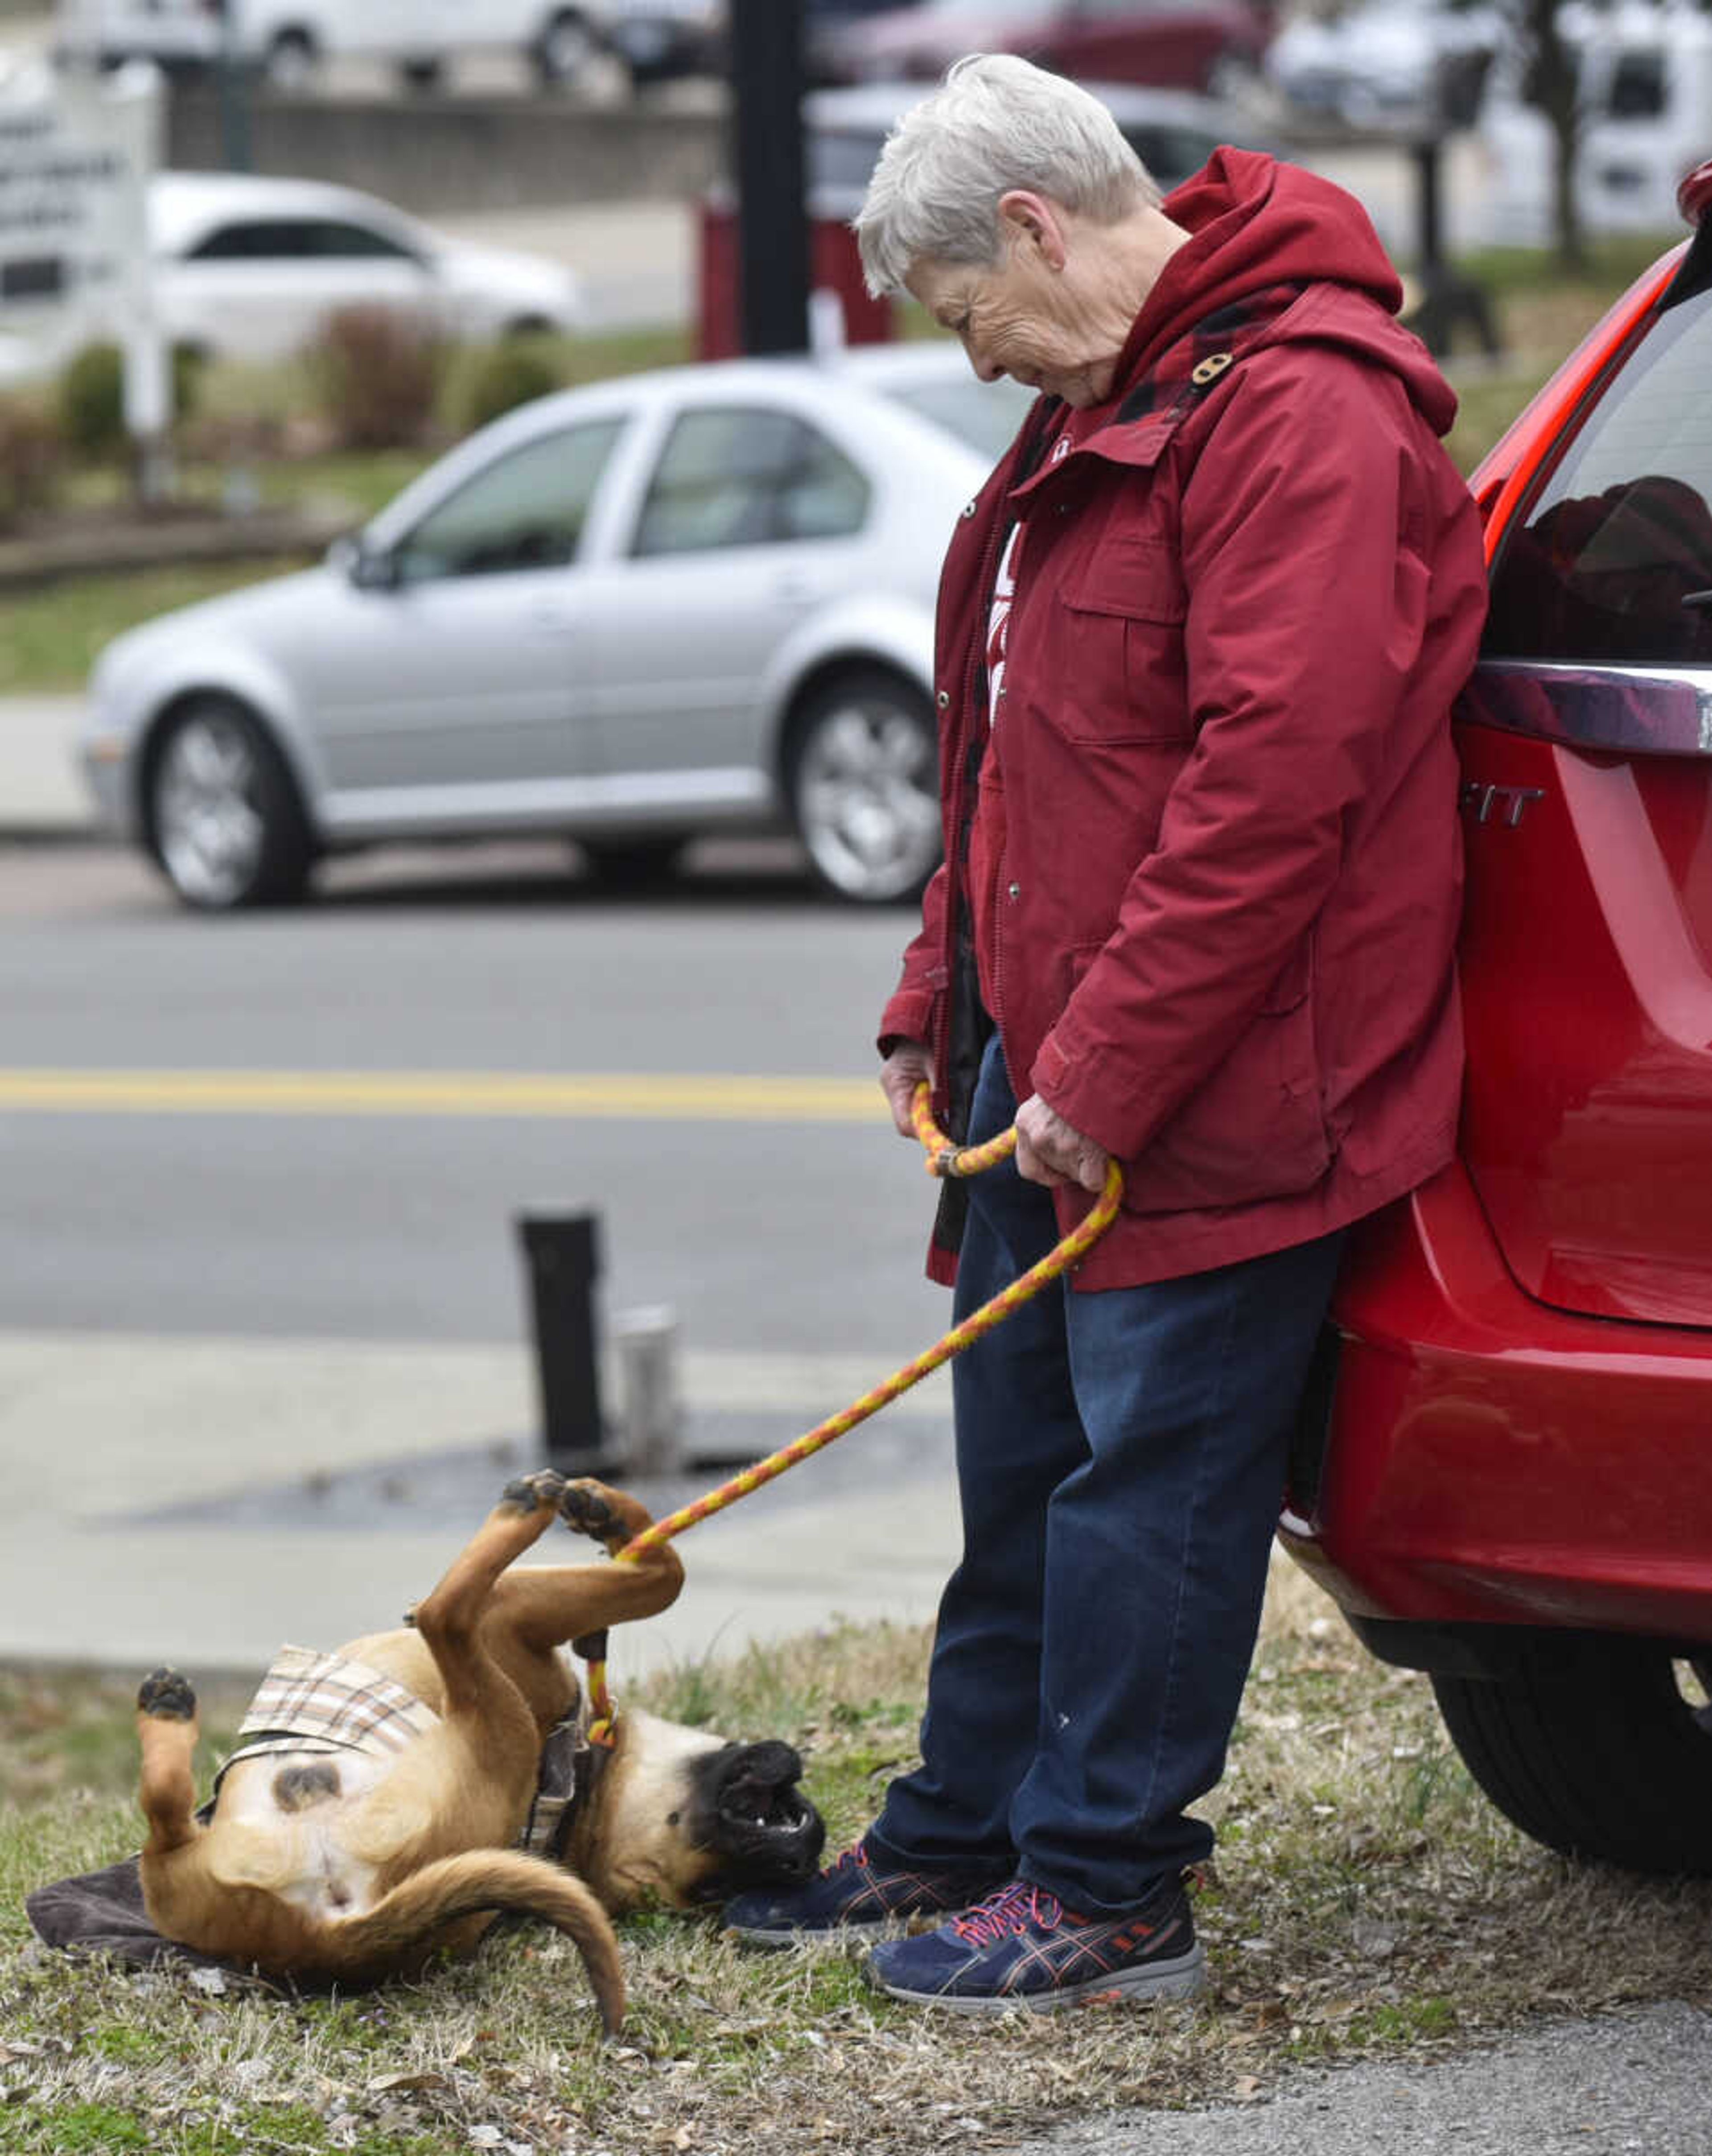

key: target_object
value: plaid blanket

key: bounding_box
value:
[217,1644,442,1781]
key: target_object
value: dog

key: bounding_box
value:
[133,1472,824,2032]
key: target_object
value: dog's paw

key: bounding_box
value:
[137,1667,197,1720]
[501,1468,568,1515]
[558,1478,617,1542]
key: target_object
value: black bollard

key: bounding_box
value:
[518,1212,606,1469]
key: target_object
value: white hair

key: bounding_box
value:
[854,54,1162,297]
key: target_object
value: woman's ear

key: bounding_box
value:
[996,189,1069,271]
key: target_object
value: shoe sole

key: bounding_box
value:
[870,1940,1207,2012]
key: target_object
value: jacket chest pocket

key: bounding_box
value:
[1032,534,1191,745]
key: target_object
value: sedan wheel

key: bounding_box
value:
[534,10,597,86]
[262,29,318,91]
[149,702,313,911]
[788,671,941,905]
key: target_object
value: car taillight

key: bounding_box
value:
[1677,159,1712,227]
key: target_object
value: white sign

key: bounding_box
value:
[0,57,165,431]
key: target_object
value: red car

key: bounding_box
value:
[815,0,1275,95]
[1282,161,1712,1875]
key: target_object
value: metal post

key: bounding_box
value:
[728,0,809,355]
[518,1212,606,1468]
[612,1305,682,1478]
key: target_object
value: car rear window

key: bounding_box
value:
[1484,286,1712,668]
[883,374,1033,463]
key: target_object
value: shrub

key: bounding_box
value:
[0,398,63,529]
[56,342,126,459]
[304,305,442,450]
[461,338,564,432]
[56,340,205,462]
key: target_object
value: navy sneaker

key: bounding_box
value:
[866,1876,1205,2012]
[722,1837,1008,1947]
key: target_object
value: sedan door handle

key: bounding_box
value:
[528,603,575,633]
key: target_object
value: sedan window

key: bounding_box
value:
[184,217,423,264]
[630,407,870,557]
[391,418,623,583]
[1484,290,1712,669]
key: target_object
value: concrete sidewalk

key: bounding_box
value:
[0,1326,959,1677]
[0,694,88,836]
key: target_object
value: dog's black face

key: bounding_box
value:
[682,1739,825,1897]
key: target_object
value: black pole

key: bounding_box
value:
[728,0,810,355]
[518,1212,606,1467]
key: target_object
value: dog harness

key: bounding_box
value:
[216,1644,442,1785]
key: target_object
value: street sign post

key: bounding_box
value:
[0,54,168,484]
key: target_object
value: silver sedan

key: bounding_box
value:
[79,346,1029,908]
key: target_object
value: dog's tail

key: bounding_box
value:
[323,1851,625,2032]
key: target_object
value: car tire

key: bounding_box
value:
[261,28,318,91]
[786,668,941,906]
[532,10,598,87]
[147,700,314,913]
[580,836,686,891]
[1431,1637,1712,1875]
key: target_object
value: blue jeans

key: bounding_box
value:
[869,1032,1345,1914]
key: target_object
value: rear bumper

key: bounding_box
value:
[1280,1162,1712,1644]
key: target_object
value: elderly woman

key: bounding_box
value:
[725,55,1487,2011]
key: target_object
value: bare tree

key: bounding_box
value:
[1516,0,1584,269]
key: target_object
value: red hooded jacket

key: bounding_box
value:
[878,150,1490,1290]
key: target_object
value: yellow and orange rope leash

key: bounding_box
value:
[579,1084,1123,1744]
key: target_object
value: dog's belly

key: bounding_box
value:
[213,1749,391,1917]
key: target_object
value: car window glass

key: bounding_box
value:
[392,418,623,583]
[1484,291,1712,668]
[307,219,421,262]
[1603,48,1666,120]
[883,374,1032,463]
[182,216,420,264]
[185,218,314,261]
[631,407,870,557]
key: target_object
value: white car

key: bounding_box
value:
[55,0,615,91]
[78,345,1032,909]
[1265,0,1505,130]
[149,172,584,362]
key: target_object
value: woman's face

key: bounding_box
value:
[907,240,1126,410]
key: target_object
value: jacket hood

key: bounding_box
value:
[1119,147,1456,436]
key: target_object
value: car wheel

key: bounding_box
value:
[786,669,941,905]
[533,9,598,87]
[148,700,314,912]
[580,836,686,890]
[262,27,318,91]
[1431,1637,1712,1874]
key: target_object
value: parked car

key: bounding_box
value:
[55,0,616,90]
[807,77,1277,200]
[1264,0,1504,131]
[604,0,724,83]
[815,0,1275,95]
[77,346,1031,910]
[1281,160,1712,1873]
[147,172,583,363]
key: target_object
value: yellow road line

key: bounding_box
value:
[0,1069,881,1122]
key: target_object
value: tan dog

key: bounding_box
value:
[133,1473,823,2032]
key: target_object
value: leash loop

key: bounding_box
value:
[610,1082,1122,1567]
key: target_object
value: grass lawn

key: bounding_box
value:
[4,1563,1711,2155]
